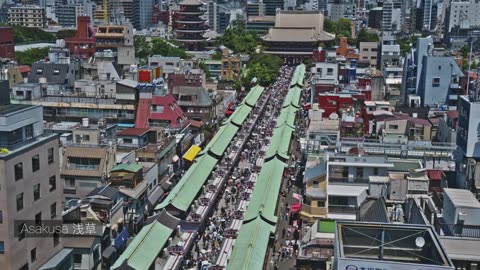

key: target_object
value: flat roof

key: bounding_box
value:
[444,188,480,208]
[15,43,56,52]
[336,222,454,268]
[440,236,480,261]
[0,104,32,116]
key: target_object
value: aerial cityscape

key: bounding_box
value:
[0,0,479,269]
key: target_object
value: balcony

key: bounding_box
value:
[64,164,100,171]
[329,177,370,185]
[64,186,77,195]
[301,204,327,217]
[328,204,357,214]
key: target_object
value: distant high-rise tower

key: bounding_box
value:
[416,0,437,31]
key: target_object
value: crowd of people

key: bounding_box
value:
[180,65,296,269]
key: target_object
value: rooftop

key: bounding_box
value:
[117,128,150,137]
[0,104,31,116]
[336,222,454,268]
[444,188,480,209]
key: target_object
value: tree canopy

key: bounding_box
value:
[354,28,380,47]
[56,29,77,40]
[16,47,49,65]
[10,25,56,44]
[324,18,352,44]
[241,53,283,87]
[215,20,260,54]
[133,36,190,65]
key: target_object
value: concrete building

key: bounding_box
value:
[328,1,355,21]
[246,15,275,33]
[443,188,480,226]
[263,0,284,16]
[8,5,46,28]
[359,42,378,66]
[401,37,464,108]
[207,0,229,34]
[368,7,383,29]
[0,81,65,270]
[446,0,480,32]
[381,0,401,31]
[61,142,116,201]
[133,0,154,30]
[334,222,454,270]
[56,4,84,27]
[246,1,264,17]
[416,0,437,32]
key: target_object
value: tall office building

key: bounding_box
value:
[133,0,154,29]
[208,0,230,33]
[445,0,480,32]
[264,0,284,15]
[415,0,437,31]
[0,80,64,270]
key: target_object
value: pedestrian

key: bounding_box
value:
[282,227,286,238]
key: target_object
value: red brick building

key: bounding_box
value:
[65,16,96,59]
[0,27,15,60]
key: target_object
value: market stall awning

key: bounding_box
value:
[183,145,202,162]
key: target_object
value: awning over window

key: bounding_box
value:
[183,145,201,162]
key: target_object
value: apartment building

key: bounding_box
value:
[8,5,46,29]
[0,81,64,270]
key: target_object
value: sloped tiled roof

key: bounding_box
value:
[62,146,108,177]
[150,93,189,128]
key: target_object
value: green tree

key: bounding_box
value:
[199,62,211,79]
[215,20,260,54]
[460,45,469,59]
[241,53,282,87]
[134,35,151,65]
[10,25,56,44]
[211,51,223,60]
[355,28,380,47]
[324,18,352,43]
[16,47,50,65]
[150,37,190,59]
[56,30,77,39]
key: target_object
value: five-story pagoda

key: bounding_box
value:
[175,0,207,50]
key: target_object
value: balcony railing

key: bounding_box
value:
[0,130,55,153]
[329,177,370,184]
[328,204,357,214]
[64,186,77,194]
[64,164,100,171]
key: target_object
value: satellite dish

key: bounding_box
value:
[329,113,339,120]
[415,237,425,248]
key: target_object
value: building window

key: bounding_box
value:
[356,167,364,179]
[35,212,41,226]
[31,248,36,262]
[74,254,82,265]
[327,68,333,75]
[313,181,319,188]
[123,138,132,144]
[374,168,379,175]
[17,222,25,240]
[53,69,60,75]
[14,163,23,181]
[36,68,43,74]
[53,232,60,247]
[32,155,40,172]
[432,77,440,86]
[438,65,442,70]
[318,201,325,207]
[389,124,398,130]
[48,148,54,164]
[0,241,4,254]
[49,176,56,192]
[16,193,24,211]
[51,203,57,218]
[33,184,40,201]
